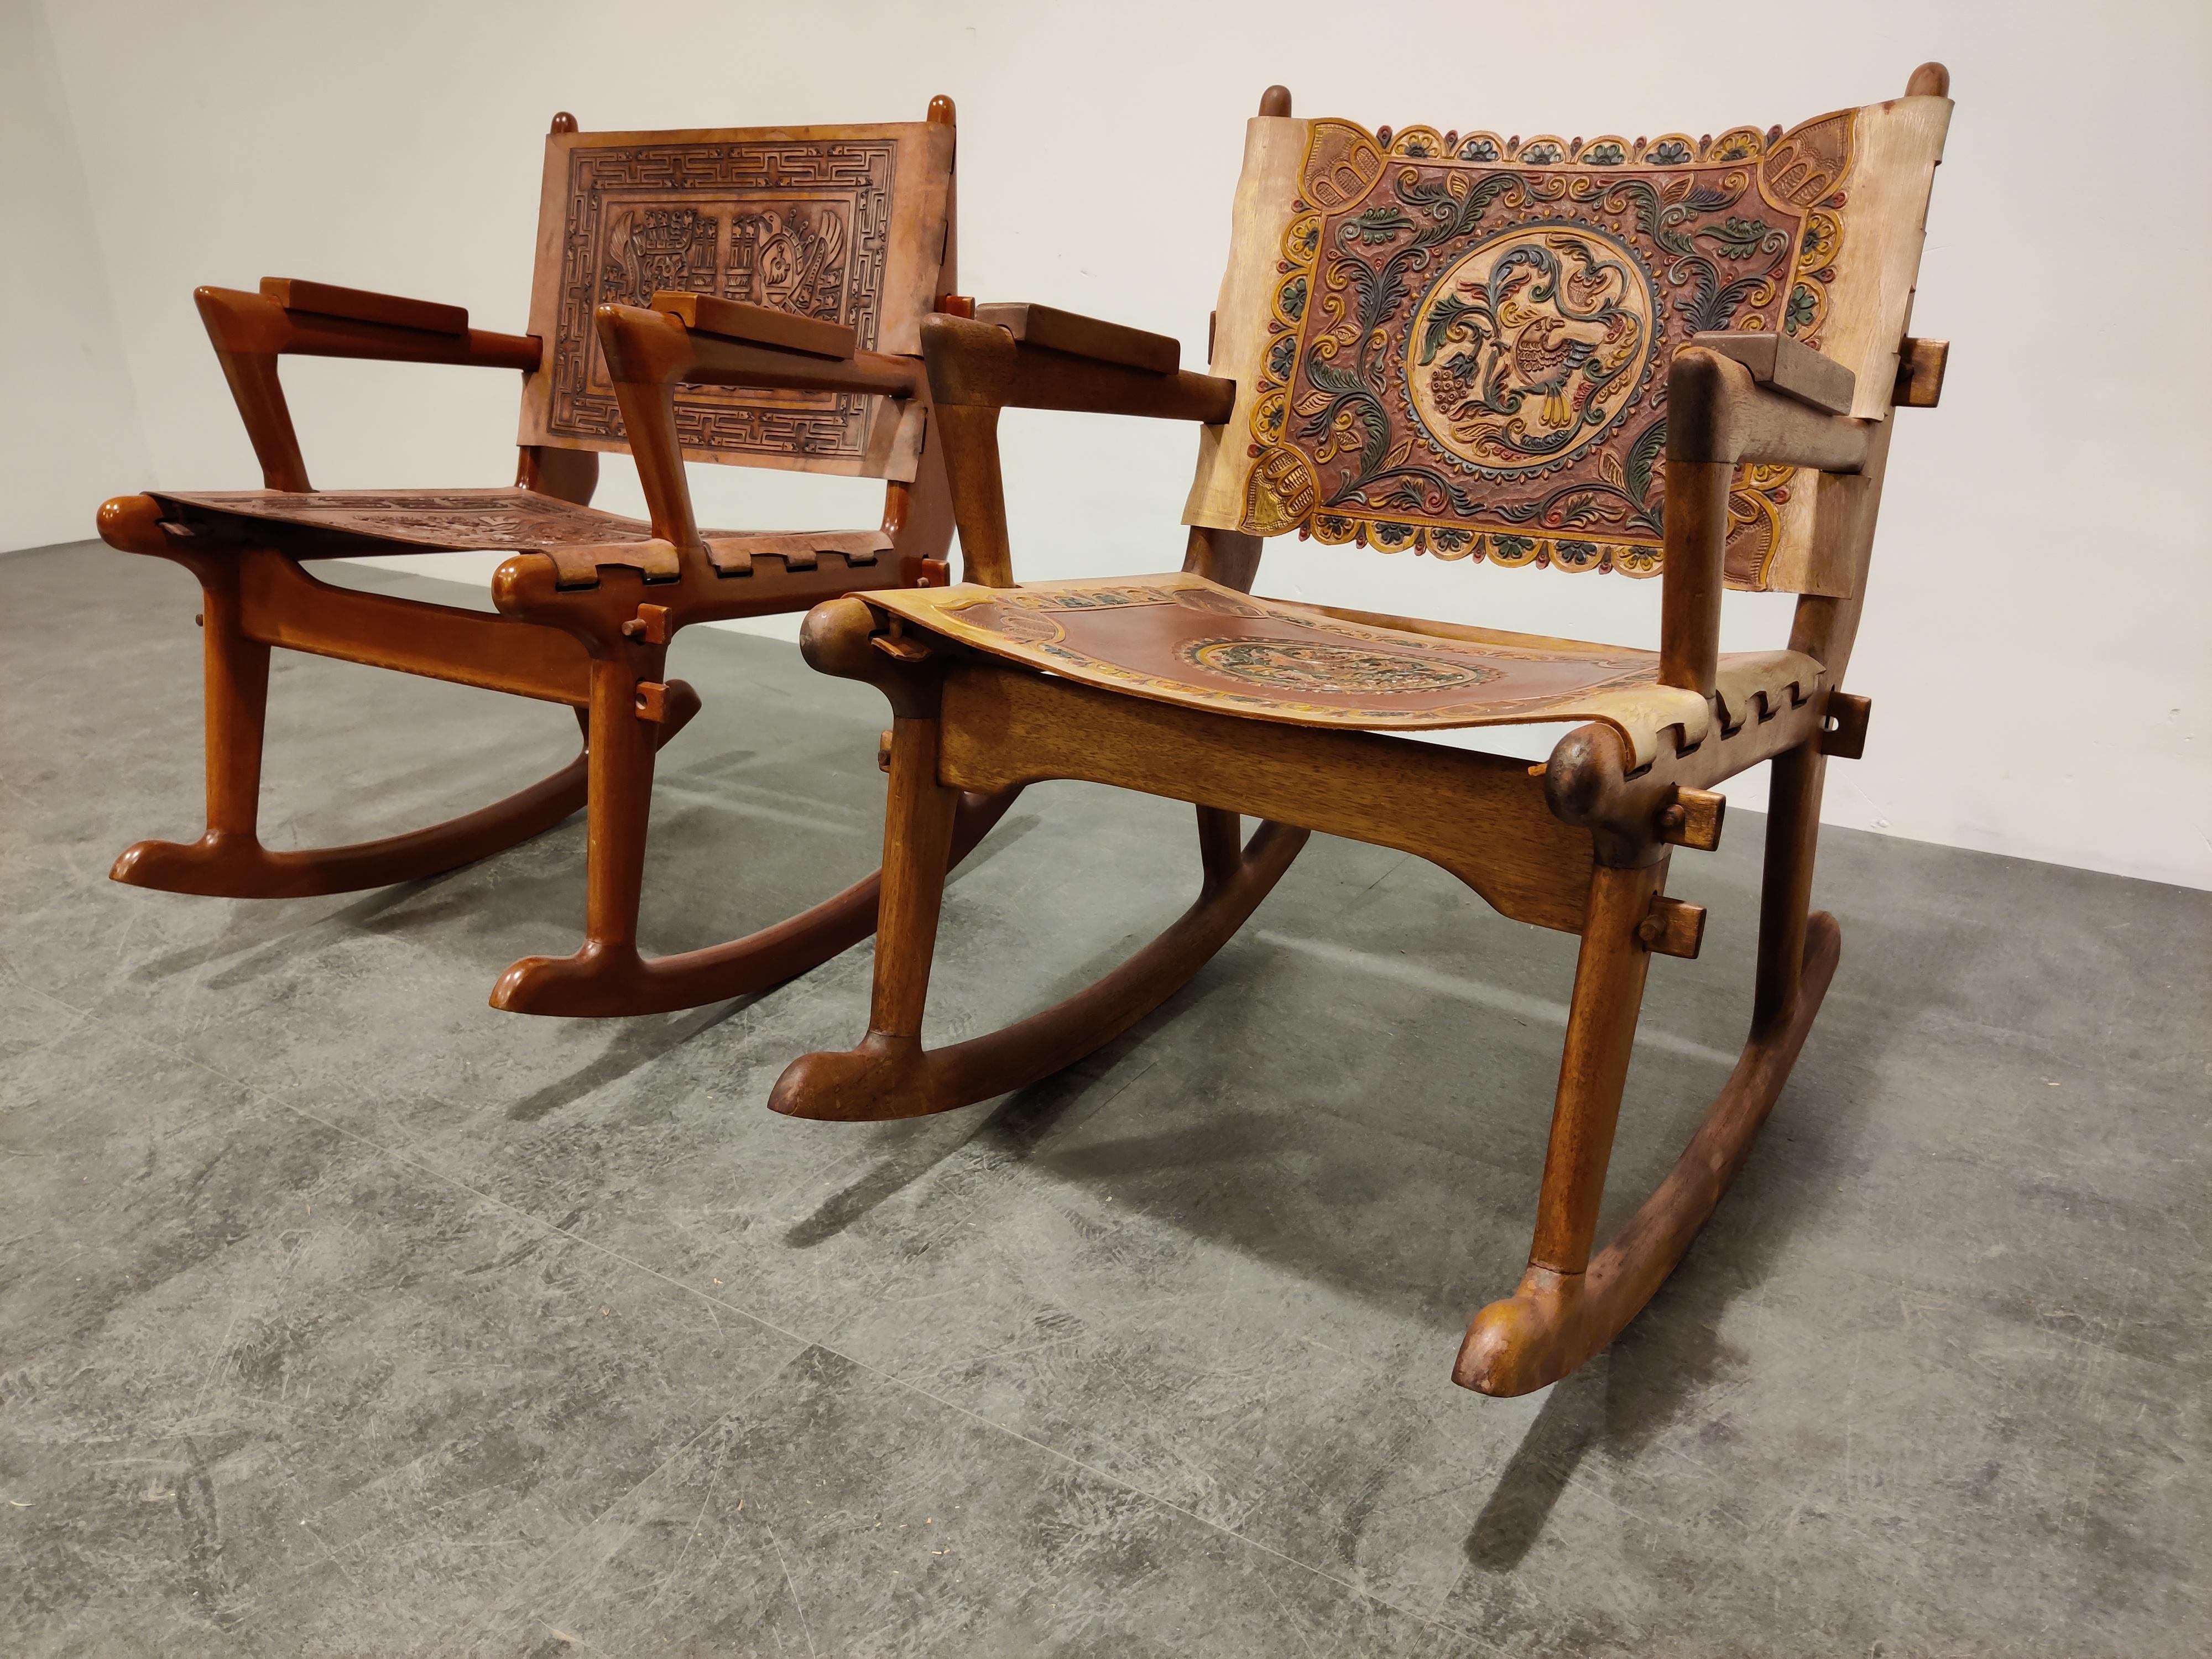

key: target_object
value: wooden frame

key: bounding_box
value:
[770,70,1953,1396]
[96,97,1017,1017]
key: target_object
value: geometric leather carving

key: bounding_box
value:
[518,122,954,481]
[1186,95,1950,592]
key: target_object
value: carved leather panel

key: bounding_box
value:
[868,573,1822,768]
[1183,95,1966,592]
[519,123,953,478]
[1237,117,1855,585]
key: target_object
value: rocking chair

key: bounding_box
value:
[96,98,1011,1016]
[770,71,1953,1395]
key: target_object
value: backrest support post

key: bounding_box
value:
[1183,85,1292,596]
[1787,62,1950,684]
[514,111,588,499]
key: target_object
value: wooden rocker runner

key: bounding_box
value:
[773,72,1954,1395]
[97,97,1013,1016]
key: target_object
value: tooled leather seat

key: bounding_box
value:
[151,487,890,588]
[866,572,1822,768]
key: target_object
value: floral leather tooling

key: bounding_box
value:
[1186,99,1946,591]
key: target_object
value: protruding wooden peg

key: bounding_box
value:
[550,112,578,134]
[1906,62,1949,97]
[1638,895,1707,960]
[1259,85,1292,116]
[1819,692,1872,759]
[1893,338,1948,409]
[877,731,895,773]
[1658,787,1726,852]
[634,681,670,722]
[927,94,956,126]
[619,602,670,645]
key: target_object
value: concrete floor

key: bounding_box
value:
[1,541,2205,1657]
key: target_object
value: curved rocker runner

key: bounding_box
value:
[771,71,1955,1396]
[97,97,1019,1016]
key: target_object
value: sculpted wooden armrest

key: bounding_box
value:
[649,290,857,361]
[972,303,1180,374]
[591,301,926,554]
[1658,342,1874,695]
[921,311,1233,423]
[1665,343,1870,473]
[259,276,469,338]
[1689,331,1855,415]
[911,312,1234,589]
[193,283,544,491]
[199,283,541,370]
[597,301,920,400]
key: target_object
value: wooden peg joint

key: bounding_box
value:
[1818,692,1872,759]
[634,681,671,722]
[620,603,670,645]
[1637,895,1707,960]
[1658,787,1725,852]
[1893,338,1948,409]
[877,730,895,772]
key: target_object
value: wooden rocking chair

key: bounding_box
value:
[96,98,1013,1016]
[770,71,1954,1395]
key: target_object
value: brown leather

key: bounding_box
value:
[152,488,887,589]
[868,572,1821,768]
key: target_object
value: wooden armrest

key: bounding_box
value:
[1689,331,1854,415]
[193,284,539,493]
[649,290,855,361]
[201,285,539,370]
[1666,347,1869,473]
[596,302,919,399]
[920,312,1233,423]
[973,302,1179,374]
[259,277,467,337]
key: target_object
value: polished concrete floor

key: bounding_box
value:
[2,541,2206,1656]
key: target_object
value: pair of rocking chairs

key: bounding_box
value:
[102,68,1953,1397]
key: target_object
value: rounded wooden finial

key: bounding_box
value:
[928,94,956,126]
[1906,62,1949,97]
[1259,85,1292,117]
[550,111,578,134]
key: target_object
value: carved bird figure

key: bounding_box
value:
[1511,316,1598,429]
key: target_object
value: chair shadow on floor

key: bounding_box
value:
[770,857,1866,1569]
[1458,1267,1755,1570]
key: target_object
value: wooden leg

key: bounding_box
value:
[1456,739,1839,1396]
[114,561,630,898]
[492,687,1021,1019]
[770,780,1307,1122]
[199,562,271,851]
[1527,860,1667,1278]
[112,567,695,898]
[1754,740,1825,1035]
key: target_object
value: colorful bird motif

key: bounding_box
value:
[1509,316,1600,430]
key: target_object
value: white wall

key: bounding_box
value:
[27,0,2212,890]
[0,0,150,551]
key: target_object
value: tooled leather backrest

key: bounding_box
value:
[518,119,954,480]
[1185,95,1949,592]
